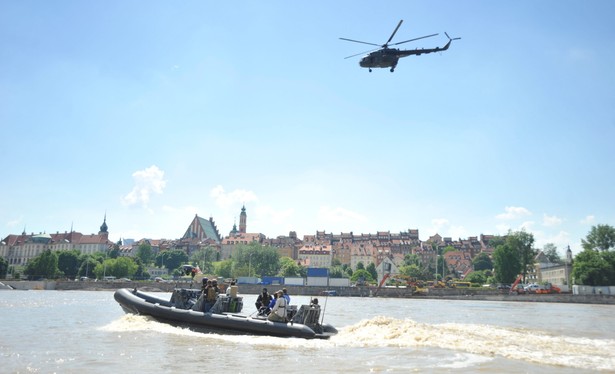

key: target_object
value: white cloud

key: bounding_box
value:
[431,218,449,227]
[534,230,572,253]
[580,215,595,225]
[447,225,469,240]
[317,206,367,226]
[255,205,295,226]
[7,216,23,228]
[121,165,167,207]
[210,185,258,209]
[542,214,563,227]
[519,220,535,232]
[496,206,532,220]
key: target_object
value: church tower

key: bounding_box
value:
[99,213,109,238]
[239,205,247,234]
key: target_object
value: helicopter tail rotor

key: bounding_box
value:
[445,32,461,41]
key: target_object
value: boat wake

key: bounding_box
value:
[99,314,325,348]
[101,314,615,370]
[331,316,615,371]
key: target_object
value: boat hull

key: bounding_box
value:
[113,288,336,339]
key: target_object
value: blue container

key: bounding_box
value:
[307,268,329,277]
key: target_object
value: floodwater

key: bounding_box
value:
[1,290,614,373]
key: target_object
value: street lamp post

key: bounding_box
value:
[103,249,108,279]
[248,253,253,278]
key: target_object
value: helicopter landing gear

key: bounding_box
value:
[369,68,372,72]
[390,67,395,72]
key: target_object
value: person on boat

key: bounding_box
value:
[225,280,236,296]
[212,279,220,295]
[282,288,291,304]
[203,280,217,313]
[255,288,271,315]
[267,290,287,323]
[268,291,278,311]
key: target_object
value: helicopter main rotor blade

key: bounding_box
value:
[391,33,439,46]
[344,47,379,59]
[339,37,380,47]
[384,19,404,46]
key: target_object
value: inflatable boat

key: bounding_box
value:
[113,288,337,339]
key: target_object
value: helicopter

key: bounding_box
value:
[340,20,460,72]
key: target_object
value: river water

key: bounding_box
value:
[1,290,614,373]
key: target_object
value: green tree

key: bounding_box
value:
[94,257,139,278]
[0,256,9,279]
[278,257,303,277]
[351,269,373,284]
[24,249,60,280]
[403,254,421,267]
[132,257,150,280]
[214,259,234,279]
[77,255,99,279]
[366,262,378,281]
[464,270,488,285]
[156,250,189,273]
[506,230,536,282]
[356,262,365,270]
[342,264,353,277]
[493,242,521,284]
[572,249,613,286]
[108,242,121,259]
[443,245,456,254]
[234,243,280,277]
[582,224,615,252]
[136,242,154,265]
[472,252,493,271]
[57,250,81,279]
[190,246,218,274]
[542,243,562,264]
[399,264,423,278]
[602,251,615,285]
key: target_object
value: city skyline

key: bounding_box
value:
[2,2,614,256]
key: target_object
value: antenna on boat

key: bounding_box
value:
[320,293,329,325]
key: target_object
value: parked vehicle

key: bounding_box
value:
[524,284,541,293]
[514,284,526,294]
[536,283,561,294]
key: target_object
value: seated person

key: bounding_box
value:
[255,288,271,315]
[267,290,288,323]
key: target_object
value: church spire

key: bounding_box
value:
[99,213,108,234]
[239,204,247,234]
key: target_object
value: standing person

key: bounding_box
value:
[282,288,291,304]
[255,288,271,315]
[267,290,287,322]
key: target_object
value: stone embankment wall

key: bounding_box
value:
[3,281,614,305]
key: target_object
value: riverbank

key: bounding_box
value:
[3,280,615,305]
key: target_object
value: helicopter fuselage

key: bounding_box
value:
[359,48,400,69]
[359,41,452,71]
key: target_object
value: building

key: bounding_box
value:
[298,244,333,268]
[536,246,573,292]
[0,216,112,266]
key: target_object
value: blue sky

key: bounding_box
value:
[2,1,614,256]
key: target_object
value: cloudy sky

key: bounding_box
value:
[2,1,614,256]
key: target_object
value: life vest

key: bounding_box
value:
[206,287,217,302]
